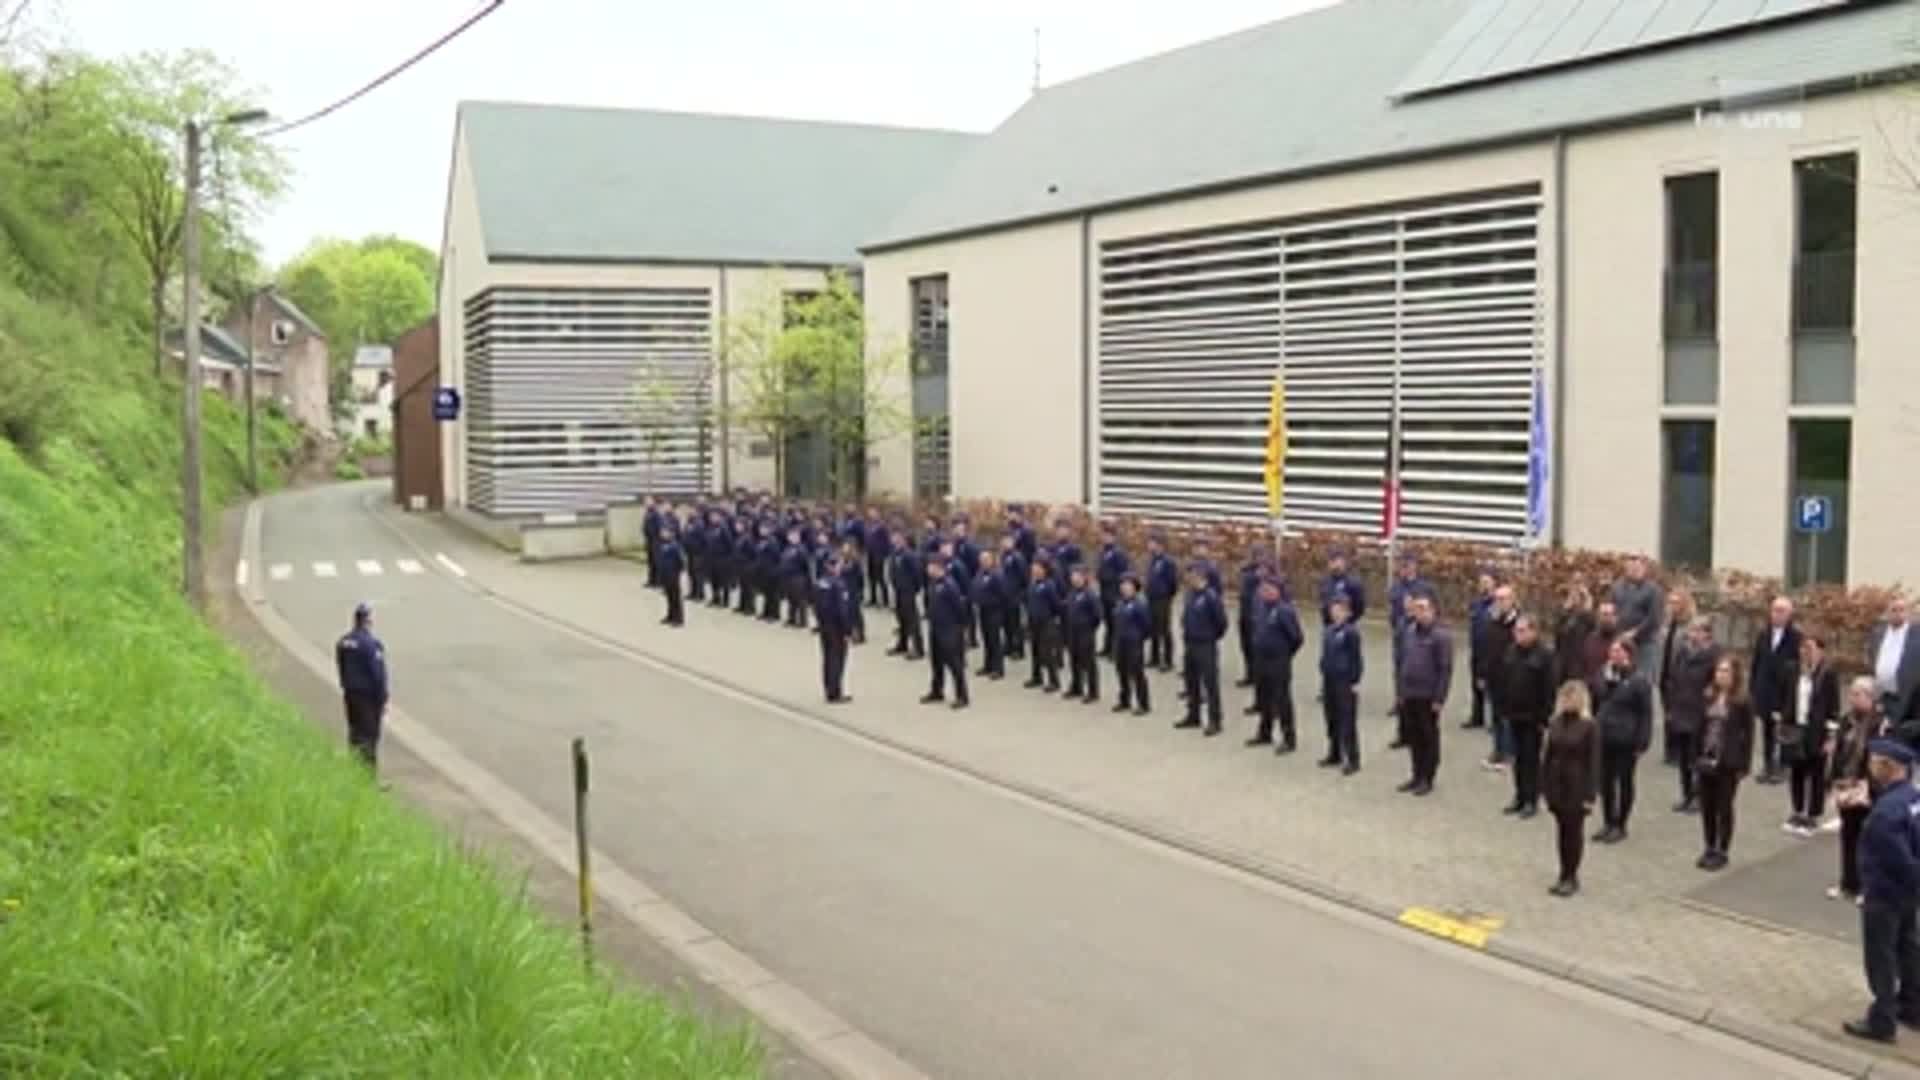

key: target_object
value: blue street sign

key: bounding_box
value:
[1794,494,1832,534]
[432,386,461,422]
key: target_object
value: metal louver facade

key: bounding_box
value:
[462,285,714,516]
[1097,183,1543,542]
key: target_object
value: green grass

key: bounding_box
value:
[0,287,761,1077]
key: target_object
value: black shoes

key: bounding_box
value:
[1696,850,1729,871]
[1549,878,1579,898]
[1245,735,1272,748]
[1318,756,1342,768]
[1844,1020,1896,1043]
[1174,718,1201,730]
[1410,781,1432,795]
[1397,779,1418,793]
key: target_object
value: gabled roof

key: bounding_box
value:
[457,101,984,267]
[166,324,250,366]
[866,0,1917,251]
[261,289,326,340]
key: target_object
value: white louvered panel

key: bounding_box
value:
[1098,183,1544,536]
[463,286,715,516]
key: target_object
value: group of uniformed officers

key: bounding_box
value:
[637,494,1413,771]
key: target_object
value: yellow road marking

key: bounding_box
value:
[1398,906,1506,950]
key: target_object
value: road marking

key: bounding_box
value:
[312,561,338,578]
[395,558,425,575]
[434,552,467,578]
[1398,907,1505,950]
[269,563,293,581]
[356,559,384,576]
[235,559,248,589]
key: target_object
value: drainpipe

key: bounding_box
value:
[1551,133,1569,548]
[1079,213,1092,508]
[717,269,730,494]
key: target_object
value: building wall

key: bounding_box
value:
[1562,84,1920,585]
[391,319,442,510]
[220,298,331,434]
[863,219,1086,504]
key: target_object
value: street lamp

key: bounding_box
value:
[180,107,271,612]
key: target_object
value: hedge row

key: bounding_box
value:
[697,492,1902,670]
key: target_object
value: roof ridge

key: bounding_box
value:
[455,98,986,139]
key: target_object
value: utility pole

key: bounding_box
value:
[181,118,206,612]
[244,289,258,493]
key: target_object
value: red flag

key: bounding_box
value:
[1380,433,1403,540]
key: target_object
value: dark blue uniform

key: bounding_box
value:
[756,535,782,621]
[1855,778,1920,1037]
[1009,521,1038,565]
[864,522,892,608]
[642,504,664,587]
[838,557,866,643]
[1025,575,1064,691]
[888,545,925,658]
[734,530,760,615]
[1320,571,1368,627]
[1467,591,1494,728]
[1146,551,1178,671]
[1179,589,1229,733]
[335,621,389,769]
[1066,583,1104,701]
[657,533,686,626]
[780,543,811,628]
[1236,562,1263,685]
[1096,542,1130,658]
[1050,540,1083,590]
[1113,592,1153,712]
[1000,548,1029,659]
[705,517,733,607]
[1188,557,1225,598]
[1252,595,1305,749]
[971,568,1010,678]
[814,572,855,703]
[924,573,970,707]
[1320,619,1365,769]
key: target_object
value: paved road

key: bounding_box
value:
[254,482,1842,1080]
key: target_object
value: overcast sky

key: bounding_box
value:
[53,0,1334,268]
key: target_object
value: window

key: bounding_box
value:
[909,275,951,500]
[1786,419,1850,587]
[1660,420,1716,570]
[1792,153,1857,335]
[1663,172,1718,341]
[364,417,379,439]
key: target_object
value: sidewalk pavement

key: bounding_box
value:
[378,501,1907,1068]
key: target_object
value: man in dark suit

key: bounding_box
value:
[1749,595,1804,785]
[1870,597,1920,725]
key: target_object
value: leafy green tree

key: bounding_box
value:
[276,235,435,419]
[96,49,287,375]
[339,247,432,343]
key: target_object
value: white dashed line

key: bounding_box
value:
[269,563,293,581]
[434,552,467,578]
[395,558,425,575]
[312,561,338,579]
[235,559,248,589]
[356,559,384,576]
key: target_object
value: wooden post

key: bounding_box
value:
[571,737,593,973]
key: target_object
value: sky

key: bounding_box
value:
[51,0,1336,268]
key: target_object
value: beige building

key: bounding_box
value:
[860,0,1920,588]
[435,100,980,550]
[220,288,332,435]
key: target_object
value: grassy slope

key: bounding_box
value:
[0,286,759,1077]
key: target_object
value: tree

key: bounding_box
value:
[629,356,712,496]
[718,271,909,501]
[277,235,436,419]
[96,50,287,376]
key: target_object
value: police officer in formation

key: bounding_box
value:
[814,551,856,705]
[922,555,971,709]
[1096,524,1129,659]
[1320,591,1364,775]
[1025,557,1065,693]
[1111,573,1152,714]
[1249,575,1304,753]
[334,601,389,774]
[1177,565,1229,735]
[656,523,686,627]
[1066,564,1104,702]
[1145,534,1179,672]
[999,534,1029,661]
[972,548,1009,680]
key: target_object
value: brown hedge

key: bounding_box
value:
[819,494,1901,672]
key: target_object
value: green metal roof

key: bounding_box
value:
[458,101,983,266]
[867,0,1918,251]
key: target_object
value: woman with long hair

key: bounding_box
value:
[1694,653,1756,871]
[1779,634,1840,836]
[1542,679,1600,896]
[1827,676,1886,902]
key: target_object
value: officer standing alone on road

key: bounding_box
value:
[335,601,389,775]
[814,552,855,705]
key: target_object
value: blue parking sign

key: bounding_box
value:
[1794,494,1831,534]
[432,386,461,422]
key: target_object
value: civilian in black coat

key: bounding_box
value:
[1591,639,1654,843]
[1779,633,1841,834]
[1664,616,1721,812]
[1542,680,1600,897]
[1694,654,1757,871]
[1749,595,1804,786]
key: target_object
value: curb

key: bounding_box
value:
[368,494,1908,1080]
[237,495,928,1080]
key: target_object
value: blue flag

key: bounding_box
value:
[1526,368,1549,542]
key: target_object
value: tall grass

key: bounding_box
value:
[0,287,760,1077]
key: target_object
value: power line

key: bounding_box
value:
[258,0,505,139]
